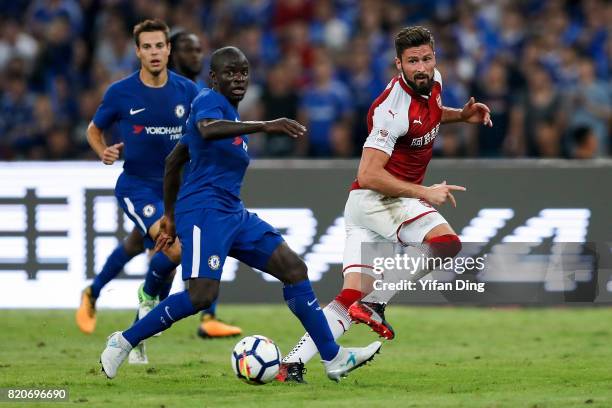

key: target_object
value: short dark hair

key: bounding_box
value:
[572,126,593,146]
[210,46,247,72]
[395,26,435,57]
[133,19,170,47]
[170,30,190,49]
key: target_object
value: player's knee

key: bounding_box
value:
[426,234,462,258]
[282,257,308,284]
[187,279,219,311]
[123,235,144,257]
[164,242,181,264]
[188,289,215,311]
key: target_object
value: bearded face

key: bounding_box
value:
[396,44,436,95]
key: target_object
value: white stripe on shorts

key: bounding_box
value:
[123,197,147,234]
[191,225,201,278]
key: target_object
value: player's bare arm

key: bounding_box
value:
[155,142,190,252]
[197,118,306,141]
[358,147,465,206]
[441,97,493,127]
[86,121,124,165]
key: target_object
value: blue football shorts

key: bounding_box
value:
[177,207,284,281]
[115,172,164,249]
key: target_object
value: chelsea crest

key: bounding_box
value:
[175,104,185,118]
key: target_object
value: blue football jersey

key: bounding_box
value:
[176,88,250,214]
[93,71,199,179]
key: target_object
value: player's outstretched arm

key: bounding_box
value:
[155,143,190,252]
[441,97,493,127]
[86,121,124,165]
[358,148,465,206]
[197,118,306,141]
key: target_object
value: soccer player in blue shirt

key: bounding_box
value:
[77,28,241,340]
[81,20,198,360]
[168,30,242,339]
[101,47,382,382]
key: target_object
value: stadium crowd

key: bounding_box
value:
[0,0,609,160]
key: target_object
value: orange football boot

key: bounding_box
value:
[76,286,97,334]
[197,314,242,339]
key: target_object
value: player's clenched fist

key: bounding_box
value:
[101,142,124,165]
[423,180,466,207]
[262,118,306,138]
[154,215,176,252]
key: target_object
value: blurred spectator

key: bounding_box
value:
[469,58,513,157]
[31,95,55,150]
[310,0,350,50]
[0,73,37,158]
[27,0,83,38]
[261,62,300,157]
[570,126,598,159]
[272,0,312,29]
[342,39,386,155]
[298,52,353,157]
[566,58,610,156]
[509,64,565,157]
[45,125,76,159]
[0,19,39,72]
[94,13,137,78]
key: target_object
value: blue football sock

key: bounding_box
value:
[91,245,134,298]
[143,252,178,298]
[159,281,173,301]
[123,291,196,347]
[283,279,340,361]
[201,300,217,316]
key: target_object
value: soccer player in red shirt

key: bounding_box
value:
[278,26,493,383]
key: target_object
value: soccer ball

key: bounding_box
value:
[231,335,281,384]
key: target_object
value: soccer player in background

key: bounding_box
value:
[278,26,493,382]
[168,30,242,339]
[82,19,199,362]
[100,46,382,382]
[75,29,213,338]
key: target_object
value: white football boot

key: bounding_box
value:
[323,341,382,382]
[100,331,132,379]
[128,341,148,365]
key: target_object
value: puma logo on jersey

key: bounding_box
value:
[388,109,396,119]
[130,108,146,115]
[413,117,422,125]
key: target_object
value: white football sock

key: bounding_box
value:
[283,300,351,364]
[362,243,430,304]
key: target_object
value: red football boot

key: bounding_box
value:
[348,301,395,340]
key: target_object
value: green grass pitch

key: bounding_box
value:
[1,306,611,407]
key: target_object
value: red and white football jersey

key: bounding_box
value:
[351,69,443,190]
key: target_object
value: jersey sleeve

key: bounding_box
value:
[193,91,224,122]
[363,101,409,156]
[92,85,120,130]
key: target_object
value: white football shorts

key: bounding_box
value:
[342,189,448,278]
